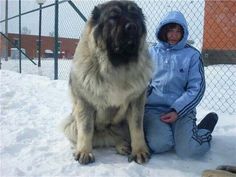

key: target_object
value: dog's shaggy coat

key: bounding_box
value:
[62,0,153,164]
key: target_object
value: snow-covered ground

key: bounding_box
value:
[0,58,72,80]
[0,66,236,176]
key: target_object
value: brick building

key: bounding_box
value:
[0,33,79,59]
[202,1,236,65]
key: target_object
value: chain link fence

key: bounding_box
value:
[0,0,235,114]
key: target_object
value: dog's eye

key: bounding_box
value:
[109,6,121,19]
[128,5,138,15]
[109,12,120,20]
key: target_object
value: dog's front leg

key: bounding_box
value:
[73,99,96,165]
[127,91,150,164]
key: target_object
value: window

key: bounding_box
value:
[58,41,62,51]
[36,40,39,52]
[14,38,19,48]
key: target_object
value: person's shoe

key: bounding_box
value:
[197,112,218,133]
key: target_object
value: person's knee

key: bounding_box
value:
[146,136,174,153]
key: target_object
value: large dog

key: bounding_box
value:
[62,0,153,165]
[202,165,236,177]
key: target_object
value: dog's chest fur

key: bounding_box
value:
[71,60,145,126]
[104,82,134,106]
[94,82,134,126]
[95,105,124,130]
[73,60,144,107]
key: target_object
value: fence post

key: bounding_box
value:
[54,0,59,80]
[19,0,22,73]
[38,4,42,67]
[5,0,9,62]
[68,0,87,22]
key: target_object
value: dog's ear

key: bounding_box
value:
[91,5,101,23]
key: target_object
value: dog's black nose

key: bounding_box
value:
[125,23,137,34]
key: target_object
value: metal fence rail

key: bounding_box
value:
[0,0,235,114]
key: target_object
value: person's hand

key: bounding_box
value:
[160,111,178,123]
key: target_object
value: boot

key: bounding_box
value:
[198,112,218,133]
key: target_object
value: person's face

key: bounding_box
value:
[166,25,183,45]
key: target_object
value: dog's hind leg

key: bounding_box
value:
[115,140,131,155]
[61,114,77,146]
[110,124,131,155]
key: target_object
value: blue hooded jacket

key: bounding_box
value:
[146,11,205,118]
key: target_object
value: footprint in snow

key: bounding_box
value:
[16,128,39,143]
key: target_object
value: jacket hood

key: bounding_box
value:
[156,11,189,50]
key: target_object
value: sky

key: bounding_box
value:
[0,64,236,177]
[0,0,205,49]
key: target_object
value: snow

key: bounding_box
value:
[0,69,236,177]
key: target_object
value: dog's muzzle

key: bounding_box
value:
[108,22,140,58]
[125,22,138,35]
[124,23,138,46]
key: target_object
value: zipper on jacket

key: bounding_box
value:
[163,48,171,93]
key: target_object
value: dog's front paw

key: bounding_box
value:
[73,151,95,165]
[128,148,150,164]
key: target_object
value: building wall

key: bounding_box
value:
[203,1,236,50]
[0,36,4,57]
[202,0,236,65]
[0,35,7,58]
[5,33,79,59]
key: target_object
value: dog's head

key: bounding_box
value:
[89,0,146,67]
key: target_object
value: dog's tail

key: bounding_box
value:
[59,114,77,146]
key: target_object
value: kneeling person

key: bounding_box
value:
[144,11,218,158]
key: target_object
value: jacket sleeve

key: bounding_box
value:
[170,53,205,118]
